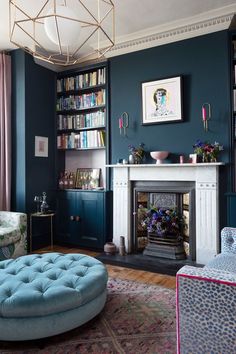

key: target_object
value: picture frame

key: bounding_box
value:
[141,76,183,125]
[35,136,48,157]
[75,168,100,189]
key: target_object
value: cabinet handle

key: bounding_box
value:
[76,216,80,222]
[70,216,75,221]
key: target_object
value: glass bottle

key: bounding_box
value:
[68,172,75,189]
[58,172,64,189]
[40,192,49,214]
[63,170,69,189]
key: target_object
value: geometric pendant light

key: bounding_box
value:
[9,0,115,66]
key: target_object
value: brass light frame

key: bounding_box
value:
[9,0,115,66]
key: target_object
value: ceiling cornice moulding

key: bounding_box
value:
[106,5,236,58]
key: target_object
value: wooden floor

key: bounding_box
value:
[36,245,176,289]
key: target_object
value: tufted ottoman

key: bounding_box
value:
[0,252,108,341]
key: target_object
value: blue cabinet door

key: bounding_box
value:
[77,192,104,248]
[56,191,79,243]
[56,190,110,249]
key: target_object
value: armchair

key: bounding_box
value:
[0,211,27,260]
[176,227,236,354]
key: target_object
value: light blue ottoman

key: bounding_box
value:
[0,253,108,341]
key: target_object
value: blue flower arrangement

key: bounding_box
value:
[140,206,184,237]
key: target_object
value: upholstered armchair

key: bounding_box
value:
[0,211,27,260]
[176,227,236,354]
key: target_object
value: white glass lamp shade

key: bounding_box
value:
[44,5,81,46]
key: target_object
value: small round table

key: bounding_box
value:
[29,212,55,252]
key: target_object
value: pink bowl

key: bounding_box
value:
[150,151,169,164]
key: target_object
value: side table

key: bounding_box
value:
[29,212,55,252]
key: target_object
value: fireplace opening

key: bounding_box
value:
[132,181,196,261]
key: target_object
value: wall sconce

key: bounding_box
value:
[118,112,129,136]
[202,103,211,132]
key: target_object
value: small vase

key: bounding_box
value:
[202,153,208,163]
[128,154,135,164]
[210,156,217,163]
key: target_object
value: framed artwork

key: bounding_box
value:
[35,136,48,157]
[75,168,100,189]
[141,76,183,125]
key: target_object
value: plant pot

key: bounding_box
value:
[104,242,116,255]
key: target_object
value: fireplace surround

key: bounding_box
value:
[106,163,224,265]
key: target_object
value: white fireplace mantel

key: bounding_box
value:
[106,163,224,265]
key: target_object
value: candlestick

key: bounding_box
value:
[119,117,123,135]
[201,103,211,132]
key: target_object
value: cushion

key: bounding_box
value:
[0,253,108,318]
[205,253,236,274]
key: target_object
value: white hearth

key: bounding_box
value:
[106,163,224,265]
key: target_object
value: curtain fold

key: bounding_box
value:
[0,53,11,211]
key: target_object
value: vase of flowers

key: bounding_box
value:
[139,206,184,239]
[193,140,223,162]
[128,143,145,164]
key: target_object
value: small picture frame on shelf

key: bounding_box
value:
[75,168,100,189]
[141,76,183,125]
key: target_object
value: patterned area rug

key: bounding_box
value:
[0,278,176,354]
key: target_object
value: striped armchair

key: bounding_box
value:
[0,211,27,260]
[176,227,236,354]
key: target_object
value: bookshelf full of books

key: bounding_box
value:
[56,63,109,191]
[56,65,107,152]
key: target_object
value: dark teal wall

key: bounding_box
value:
[11,50,56,213]
[109,31,231,168]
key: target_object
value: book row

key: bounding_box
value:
[57,110,106,130]
[57,68,106,92]
[56,90,105,111]
[57,130,106,149]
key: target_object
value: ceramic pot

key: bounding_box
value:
[104,242,116,255]
[128,154,135,164]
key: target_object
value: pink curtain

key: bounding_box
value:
[0,53,11,211]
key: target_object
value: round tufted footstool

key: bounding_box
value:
[0,252,108,341]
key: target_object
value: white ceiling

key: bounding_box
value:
[1,0,236,63]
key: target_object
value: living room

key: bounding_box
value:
[1,0,236,353]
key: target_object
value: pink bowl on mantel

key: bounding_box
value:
[150,151,169,164]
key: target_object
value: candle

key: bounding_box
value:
[202,106,207,121]
[119,117,123,128]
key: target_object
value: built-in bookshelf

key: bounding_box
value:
[56,66,107,151]
[56,63,109,189]
[55,64,111,250]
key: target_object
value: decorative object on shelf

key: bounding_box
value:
[35,136,48,157]
[118,112,129,136]
[193,140,223,162]
[141,76,183,125]
[119,236,126,256]
[104,242,116,255]
[201,102,211,131]
[9,0,115,66]
[179,155,184,164]
[189,153,198,164]
[75,168,100,189]
[34,195,42,213]
[150,151,169,164]
[128,143,145,164]
[40,192,49,214]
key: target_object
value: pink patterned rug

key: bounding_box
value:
[0,278,176,354]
